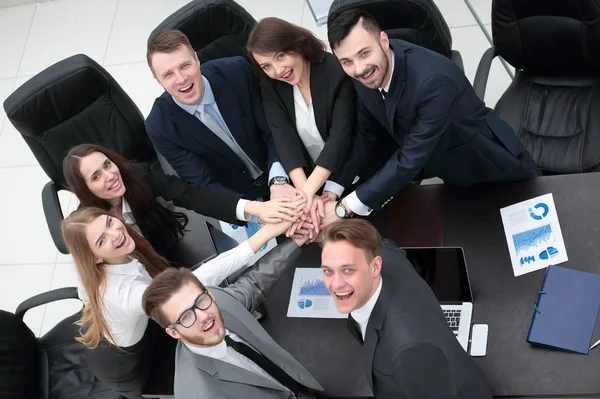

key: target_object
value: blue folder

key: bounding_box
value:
[527,265,600,354]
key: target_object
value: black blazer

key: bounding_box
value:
[132,163,242,225]
[347,240,493,399]
[345,40,539,210]
[146,57,280,199]
[259,52,356,183]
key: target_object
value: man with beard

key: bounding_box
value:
[141,236,324,399]
[320,9,539,226]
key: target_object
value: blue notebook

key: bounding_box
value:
[527,265,600,354]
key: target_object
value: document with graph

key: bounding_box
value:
[500,193,568,277]
[287,268,347,318]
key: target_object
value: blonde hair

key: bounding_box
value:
[62,207,171,349]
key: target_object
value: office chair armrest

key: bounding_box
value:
[42,181,69,254]
[15,287,80,320]
[451,50,464,71]
[473,46,497,101]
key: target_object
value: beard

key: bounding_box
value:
[354,46,390,89]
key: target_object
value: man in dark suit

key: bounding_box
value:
[320,219,493,398]
[145,29,301,201]
[320,9,539,226]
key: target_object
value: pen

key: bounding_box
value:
[590,339,600,351]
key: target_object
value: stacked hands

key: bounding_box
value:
[248,183,340,244]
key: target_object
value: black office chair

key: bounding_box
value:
[149,0,257,63]
[327,0,464,70]
[0,291,119,399]
[473,0,600,175]
[2,54,155,254]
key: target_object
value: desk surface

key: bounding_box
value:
[262,173,600,398]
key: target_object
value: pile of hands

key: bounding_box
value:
[255,183,341,244]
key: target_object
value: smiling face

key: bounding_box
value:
[84,214,135,264]
[78,151,126,202]
[333,22,391,89]
[321,240,382,313]
[162,282,226,347]
[151,45,204,105]
[252,51,308,86]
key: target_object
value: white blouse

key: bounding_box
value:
[77,241,255,347]
[293,84,325,163]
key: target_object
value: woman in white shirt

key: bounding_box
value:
[247,17,357,237]
[63,143,304,264]
[62,206,295,398]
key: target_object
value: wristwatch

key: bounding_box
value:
[268,176,289,187]
[335,199,353,219]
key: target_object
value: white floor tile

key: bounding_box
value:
[0,263,55,336]
[105,61,164,118]
[39,262,83,336]
[0,4,34,79]
[236,0,305,25]
[300,0,329,50]
[18,0,118,77]
[103,0,191,66]
[450,24,513,109]
[0,78,16,133]
[433,0,477,28]
[0,165,59,265]
[466,0,492,25]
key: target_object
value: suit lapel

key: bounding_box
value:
[362,281,392,391]
[385,42,407,133]
[310,62,328,140]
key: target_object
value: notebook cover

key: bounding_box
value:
[527,265,600,354]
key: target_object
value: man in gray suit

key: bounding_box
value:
[320,219,493,398]
[142,238,324,399]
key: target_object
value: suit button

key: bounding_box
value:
[241,170,247,175]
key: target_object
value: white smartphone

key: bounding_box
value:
[469,324,488,357]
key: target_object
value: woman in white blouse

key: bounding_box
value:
[248,17,358,238]
[62,206,296,398]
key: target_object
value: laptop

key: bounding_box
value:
[404,247,474,351]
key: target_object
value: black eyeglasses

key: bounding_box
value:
[167,291,213,329]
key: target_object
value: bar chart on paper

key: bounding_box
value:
[287,268,347,318]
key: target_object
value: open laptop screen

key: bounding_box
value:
[404,247,473,303]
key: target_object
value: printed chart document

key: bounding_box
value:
[219,221,277,265]
[500,193,568,276]
[287,268,347,319]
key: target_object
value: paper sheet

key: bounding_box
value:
[500,193,568,276]
[286,268,347,319]
[219,221,277,265]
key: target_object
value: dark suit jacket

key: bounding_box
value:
[145,56,280,199]
[260,52,356,184]
[132,162,242,225]
[348,240,493,399]
[345,40,539,210]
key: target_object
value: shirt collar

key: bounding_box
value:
[380,50,395,93]
[121,197,132,215]
[183,328,230,359]
[103,258,143,276]
[172,75,214,115]
[351,278,383,328]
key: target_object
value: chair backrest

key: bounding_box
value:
[492,0,600,76]
[150,0,257,63]
[327,0,453,58]
[2,54,156,189]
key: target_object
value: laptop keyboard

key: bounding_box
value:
[443,309,462,333]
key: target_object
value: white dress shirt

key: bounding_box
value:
[292,86,346,198]
[350,279,383,339]
[77,242,255,347]
[345,51,396,216]
[185,329,288,392]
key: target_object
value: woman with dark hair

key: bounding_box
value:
[63,143,304,264]
[247,17,357,236]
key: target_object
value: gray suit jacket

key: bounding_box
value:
[350,240,493,399]
[174,239,324,399]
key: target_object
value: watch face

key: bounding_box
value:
[335,203,346,218]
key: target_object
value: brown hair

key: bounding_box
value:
[63,143,188,261]
[322,219,382,261]
[247,17,325,72]
[62,207,171,349]
[146,29,195,73]
[142,268,206,329]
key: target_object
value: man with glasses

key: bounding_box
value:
[141,237,324,399]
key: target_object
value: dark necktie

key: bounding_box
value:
[225,335,301,393]
[346,315,364,344]
[381,89,388,100]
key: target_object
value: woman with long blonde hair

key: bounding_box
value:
[63,206,296,398]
